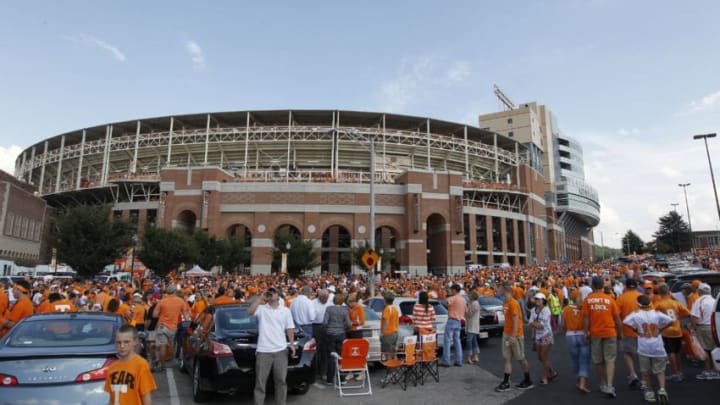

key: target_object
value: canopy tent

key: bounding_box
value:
[184,265,210,276]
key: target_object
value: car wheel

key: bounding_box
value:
[178,346,187,374]
[192,359,212,403]
[290,381,310,395]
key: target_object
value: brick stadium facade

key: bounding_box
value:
[0,170,48,266]
[14,110,581,275]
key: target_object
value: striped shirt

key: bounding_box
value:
[412,303,436,330]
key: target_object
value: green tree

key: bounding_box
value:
[652,211,691,253]
[270,231,318,277]
[593,245,623,262]
[51,204,134,278]
[217,237,251,274]
[621,230,645,255]
[138,225,198,277]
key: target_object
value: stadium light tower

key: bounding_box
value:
[678,183,693,251]
[693,133,720,225]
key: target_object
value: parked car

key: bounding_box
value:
[477,295,505,338]
[366,296,448,349]
[356,305,382,362]
[670,271,720,296]
[179,304,315,402]
[0,312,123,405]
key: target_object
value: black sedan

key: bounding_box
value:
[0,312,123,405]
[179,304,315,402]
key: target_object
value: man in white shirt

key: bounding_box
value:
[248,287,296,405]
[690,283,719,380]
[290,286,316,338]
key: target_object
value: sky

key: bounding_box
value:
[1,0,720,249]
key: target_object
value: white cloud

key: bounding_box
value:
[186,40,206,70]
[0,145,22,175]
[679,89,720,115]
[617,128,639,136]
[70,34,126,62]
[580,128,720,246]
[446,61,470,82]
[378,56,470,112]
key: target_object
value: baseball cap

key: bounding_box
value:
[534,292,546,300]
[591,276,603,289]
[637,294,651,307]
[625,279,638,288]
[698,283,711,293]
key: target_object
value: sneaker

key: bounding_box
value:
[708,371,720,380]
[495,381,511,392]
[345,374,355,382]
[605,385,616,398]
[640,380,648,391]
[657,388,669,405]
[629,376,641,389]
[644,391,657,403]
[516,380,534,390]
[355,372,365,381]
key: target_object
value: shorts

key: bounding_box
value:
[620,336,637,354]
[695,325,715,351]
[381,333,398,354]
[591,337,617,365]
[502,335,526,361]
[146,330,157,342]
[662,336,682,354]
[639,355,667,375]
[156,325,176,346]
[535,334,554,346]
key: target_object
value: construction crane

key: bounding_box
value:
[493,84,516,111]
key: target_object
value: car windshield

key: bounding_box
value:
[478,296,503,306]
[215,307,258,332]
[7,318,118,347]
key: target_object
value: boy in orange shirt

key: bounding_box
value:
[105,324,157,405]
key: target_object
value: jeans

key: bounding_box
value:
[566,334,590,378]
[466,332,480,356]
[297,324,313,339]
[326,333,345,383]
[442,319,463,365]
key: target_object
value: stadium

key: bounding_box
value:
[14,109,576,275]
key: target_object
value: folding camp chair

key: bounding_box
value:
[381,335,419,390]
[417,331,439,384]
[330,338,372,397]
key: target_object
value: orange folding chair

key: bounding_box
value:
[381,335,419,390]
[417,331,439,384]
[330,338,372,397]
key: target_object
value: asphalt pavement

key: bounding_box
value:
[147,333,716,405]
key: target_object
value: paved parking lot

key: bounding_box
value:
[150,339,521,405]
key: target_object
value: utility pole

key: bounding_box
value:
[679,183,693,252]
[693,133,720,225]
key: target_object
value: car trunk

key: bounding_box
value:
[219,333,303,369]
[0,353,115,385]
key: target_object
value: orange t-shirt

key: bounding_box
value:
[616,290,641,337]
[0,290,9,322]
[502,298,524,337]
[581,292,619,338]
[192,299,207,321]
[349,304,365,331]
[50,299,77,313]
[213,295,234,305]
[381,305,398,335]
[686,291,699,311]
[654,297,690,338]
[154,295,185,331]
[104,354,157,405]
[562,305,584,332]
[133,303,146,326]
[7,297,33,324]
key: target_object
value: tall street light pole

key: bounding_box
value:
[678,183,693,251]
[693,133,720,225]
[369,133,376,298]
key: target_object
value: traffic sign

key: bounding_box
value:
[361,249,380,271]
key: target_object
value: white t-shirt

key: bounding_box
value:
[579,285,593,301]
[290,294,316,326]
[311,296,333,324]
[623,310,673,358]
[690,295,716,325]
[529,306,552,340]
[255,304,295,353]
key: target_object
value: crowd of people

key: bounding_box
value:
[0,257,718,404]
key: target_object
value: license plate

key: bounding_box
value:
[496,311,505,323]
[362,329,373,338]
[478,331,489,339]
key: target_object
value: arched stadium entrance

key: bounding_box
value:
[321,225,351,274]
[227,224,253,270]
[375,225,398,272]
[174,210,197,234]
[426,213,449,275]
